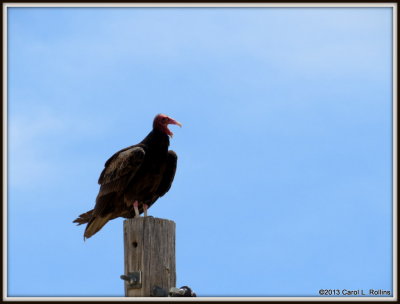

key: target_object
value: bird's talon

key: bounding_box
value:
[133,201,140,217]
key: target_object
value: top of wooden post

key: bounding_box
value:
[123,216,176,297]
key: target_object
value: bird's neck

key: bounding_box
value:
[141,129,170,152]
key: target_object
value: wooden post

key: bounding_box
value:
[123,217,176,297]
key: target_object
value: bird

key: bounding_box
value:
[73,113,182,240]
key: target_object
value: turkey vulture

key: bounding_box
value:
[73,114,181,239]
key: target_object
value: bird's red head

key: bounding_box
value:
[153,114,182,137]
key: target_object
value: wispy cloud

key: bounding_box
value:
[8,107,106,189]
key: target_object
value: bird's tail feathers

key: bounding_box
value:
[73,209,94,225]
[83,214,112,240]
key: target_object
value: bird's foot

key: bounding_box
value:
[143,204,148,217]
[133,201,140,218]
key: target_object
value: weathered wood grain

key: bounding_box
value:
[123,217,176,297]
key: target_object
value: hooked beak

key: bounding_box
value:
[168,118,182,128]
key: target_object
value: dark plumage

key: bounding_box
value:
[73,114,181,239]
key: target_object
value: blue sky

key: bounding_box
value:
[7,6,393,297]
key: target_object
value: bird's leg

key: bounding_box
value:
[143,204,148,217]
[133,201,140,218]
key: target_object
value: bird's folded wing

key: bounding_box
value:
[156,150,178,197]
[98,146,146,194]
